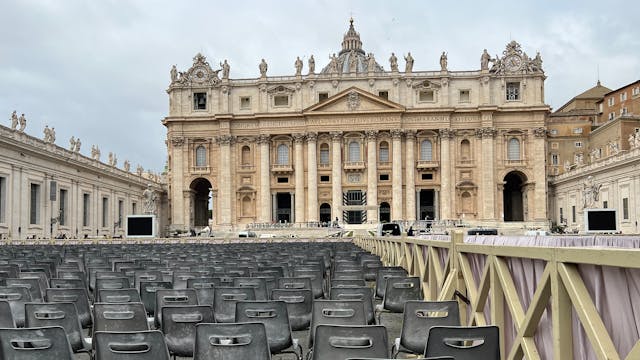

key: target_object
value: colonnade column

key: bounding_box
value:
[479,126,496,220]
[293,133,305,224]
[532,127,548,221]
[331,132,343,221]
[306,132,319,222]
[365,130,378,223]
[391,129,403,221]
[405,130,416,221]
[258,134,271,223]
[439,129,453,220]
[217,135,234,227]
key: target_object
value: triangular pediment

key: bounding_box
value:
[304,86,405,114]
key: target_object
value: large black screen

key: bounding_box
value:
[586,210,617,231]
[127,216,153,236]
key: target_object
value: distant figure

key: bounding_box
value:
[389,52,398,71]
[143,184,157,214]
[348,50,358,73]
[220,59,230,79]
[170,65,177,83]
[259,58,268,77]
[43,125,51,142]
[10,111,18,130]
[136,165,144,176]
[123,160,131,172]
[404,52,414,73]
[50,127,56,143]
[308,55,315,74]
[333,217,339,228]
[440,52,448,71]
[18,113,26,132]
[367,53,376,71]
[407,226,414,236]
[481,49,490,70]
[69,136,76,151]
[74,138,81,153]
[294,56,303,75]
[328,53,338,74]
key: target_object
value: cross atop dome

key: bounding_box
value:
[340,17,364,55]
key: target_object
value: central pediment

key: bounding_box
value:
[303,86,405,115]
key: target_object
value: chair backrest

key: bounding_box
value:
[330,286,375,325]
[235,300,293,353]
[95,277,131,292]
[134,270,164,290]
[346,357,454,360]
[381,277,422,312]
[161,305,214,357]
[194,322,272,360]
[93,302,149,332]
[399,300,460,354]
[271,288,313,331]
[6,277,44,303]
[0,326,74,359]
[424,325,500,360]
[50,277,86,290]
[154,289,198,327]
[331,279,367,288]
[332,269,365,281]
[292,268,324,298]
[24,302,88,353]
[374,267,407,298]
[45,287,92,329]
[187,277,220,306]
[0,286,32,327]
[172,271,200,289]
[311,325,388,360]
[213,286,256,323]
[233,277,268,300]
[139,281,172,315]
[309,299,367,348]
[0,300,15,327]
[277,277,312,291]
[93,330,170,360]
[97,288,142,303]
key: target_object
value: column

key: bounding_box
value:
[271,193,277,223]
[258,134,271,223]
[293,133,305,224]
[365,130,378,223]
[290,193,295,223]
[479,127,496,220]
[416,190,421,220]
[306,133,318,222]
[217,135,234,227]
[439,129,453,220]
[532,127,548,221]
[169,137,185,227]
[391,129,403,221]
[331,132,343,221]
[434,190,439,220]
[405,130,416,221]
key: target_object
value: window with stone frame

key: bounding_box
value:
[318,92,329,102]
[102,197,109,228]
[274,95,289,107]
[348,141,361,162]
[460,139,471,160]
[551,153,559,165]
[193,92,207,110]
[240,96,251,110]
[378,141,389,162]
[59,189,68,226]
[195,145,207,167]
[241,145,251,165]
[30,183,40,225]
[420,140,433,161]
[0,176,5,223]
[418,90,435,102]
[378,91,389,100]
[507,138,521,160]
[459,89,470,103]
[277,144,289,165]
[83,193,90,226]
[506,82,520,101]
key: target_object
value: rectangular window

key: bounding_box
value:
[421,173,433,180]
[459,90,470,103]
[320,175,330,182]
[193,92,207,110]
[118,200,124,228]
[318,92,329,102]
[602,200,608,209]
[240,96,251,110]
[277,177,288,183]
[571,205,576,223]
[550,130,558,136]
[30,183,40,225]
[551,142,559,149]
[506,82,520,101]
[574,142,582,148]
[379,174,389,181]
[419,90,434,102]
[132,202,137,215]
[572,127,583,134]
[83,193,90,227]
[620,92,627,101]
[0,176,5,223]
[378,91,388,100]
[274,95,289,106]
[621,107,628,115]
[608,97,615,106]
[623,198,629,220]
[608,112,615,120]
[598,103,603,113]
[319,148,329,164]
[102,197,109,228]
[551,154,559,165]
[59,189,68,226]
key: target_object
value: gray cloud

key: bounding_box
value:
[1,0,638,171]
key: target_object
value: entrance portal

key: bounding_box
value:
[319,203,331,224]
[190,178,213,227]
[379,202,391,223]
[419,189,435,221]
[344,190,366,224]
[503,171,526,221]
[275,193,292,223]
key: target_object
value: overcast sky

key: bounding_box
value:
[2,0,639,172]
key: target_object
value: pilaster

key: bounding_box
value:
[306,132,318,222]
[258,134,271,223]
[391,129,403,220]
[405,130,416,221]
[331,131,343,221]
[293,133,305,224]
[366,130,378,223]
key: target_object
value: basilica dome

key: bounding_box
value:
[321,19,384,75]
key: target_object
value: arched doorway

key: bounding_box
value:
[379,202,391,223]
[190,178,213,227]
[503,171,526,221]
[319,203,331,225]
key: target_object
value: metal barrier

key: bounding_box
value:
[354,233,640,360]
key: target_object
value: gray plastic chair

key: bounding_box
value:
[0,300,15,327]
[392,300,460,358]
[97,288,142,303]
[309,299,367,348]
[93,330,170,360]
[374,267,407,299]
[24,302,91,356]
[6,277,44,303]
[234,277,268,300]
[162,305,214,359]
[424,325,500,360]
[330,286,375,325]
[213,286,256,323]
[187,277,221,306]
[0,286,32,327]
[271,288,313,330]
[0,326,74,359]
[93,302,150,332]
[376,277,422,324]
[154,289,198,328]
[194,322,272,360]
[310,325,389,360]
[45,287,92,329]
[139,280,172,315]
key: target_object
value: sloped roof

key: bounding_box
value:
[555,81,611,113]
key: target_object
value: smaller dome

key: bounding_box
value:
[341,18,364,56]
[321,19,384,75]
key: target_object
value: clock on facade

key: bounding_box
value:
[505,54,522,72]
